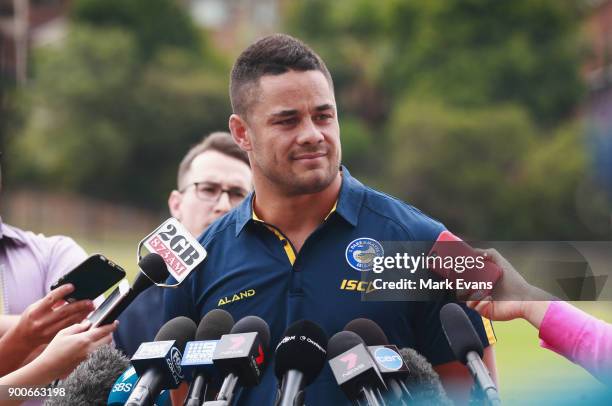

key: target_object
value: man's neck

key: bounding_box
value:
[252,173,342,245]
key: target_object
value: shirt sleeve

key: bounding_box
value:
[539,301,612,385]
[417,291,496,366]
[43,236,88,292]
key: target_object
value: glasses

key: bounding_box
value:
[180,181,249,205]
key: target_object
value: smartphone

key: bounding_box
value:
[428,231,502,296]
[50,254,126,302]
[87,279,131,327]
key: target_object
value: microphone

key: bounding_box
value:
[107,366,170,406]
[126,316,197,406]
[182,309,235,406]
[345,318,411,405]
[440,303,501,406]
[88,253,170,326]
[274,320,328,406]
[397,348,452,406]
[43,345,129,406]
[327,330,386,406]
[204,315,271,406]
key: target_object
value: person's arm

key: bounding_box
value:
[467,248,612,385]
[536,301,612,385]
[0,320,117,406]
[0,284,94,376]
[0,316,19,337]
[434,346,497,405]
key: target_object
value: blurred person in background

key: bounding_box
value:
[467,248,612,386]
[0,154,90,339]
[113,132,252,356]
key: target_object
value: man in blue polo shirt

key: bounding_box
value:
[165,34,497,405]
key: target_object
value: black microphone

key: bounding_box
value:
[327,330,386,406]
[126,316,197,406]
[89,253,170,326]
[440,303,501,406]
[398,348,452,406]
[44,345,129,406]
[274,320,328,406]
[204,315,271,406]
[345,318,411,405]
[182,309,235,406]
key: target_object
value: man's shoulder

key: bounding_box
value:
[197,209,240,247]
[359,184,446,240]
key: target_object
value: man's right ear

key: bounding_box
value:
[168,190,183,220]
[229,114,252,152]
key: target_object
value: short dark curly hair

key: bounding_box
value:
[230,33,333,118]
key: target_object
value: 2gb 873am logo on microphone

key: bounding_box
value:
[142,218,207,283]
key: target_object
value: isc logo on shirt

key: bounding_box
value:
[339,279,375,292]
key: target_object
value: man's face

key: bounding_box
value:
[243,70,341,195]
[169,150,252,237]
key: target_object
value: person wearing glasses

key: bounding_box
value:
[113,132,252,357]
[168,132,252,238]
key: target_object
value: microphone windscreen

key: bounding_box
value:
[230,315,271,350]
[274,320,328,385]
[439,303,484,363]
[327,330,364,360]
[344,318,389,346]
[44,345,129,406]
[196,308,235,340]
[398,348,453,406]
[154,316,197,352]
[132,253,170,294]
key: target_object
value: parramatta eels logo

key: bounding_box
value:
[345,238,384,271]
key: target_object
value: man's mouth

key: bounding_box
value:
[293,152,327,160]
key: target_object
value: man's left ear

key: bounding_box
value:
[168,190,183,220]
[229,114,253,152]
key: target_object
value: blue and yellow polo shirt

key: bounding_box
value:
[164,167,495,405]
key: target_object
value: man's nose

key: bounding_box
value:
[296,117,325,145]
[214,191,232,213]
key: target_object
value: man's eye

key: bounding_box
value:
[199,187,217,194]
[316,114,332,121]
[230,191,247,199]
[276,118,298,125]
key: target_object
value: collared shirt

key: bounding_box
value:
[164,167,496,405]
[0,220,87,315]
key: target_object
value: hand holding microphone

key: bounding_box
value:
[466,248,552,326]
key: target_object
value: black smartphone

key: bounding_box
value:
[50,254,126,301]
